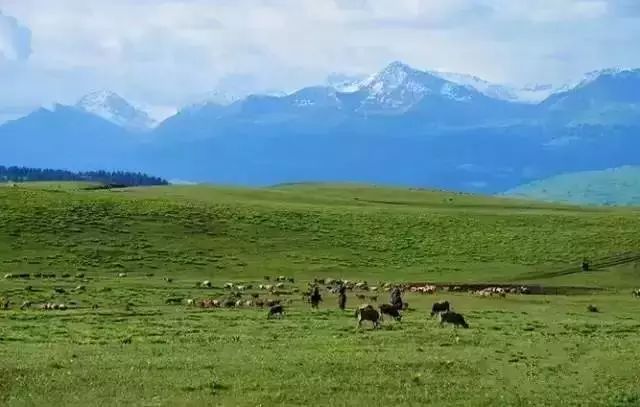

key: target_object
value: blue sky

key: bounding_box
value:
[1,0,640,119]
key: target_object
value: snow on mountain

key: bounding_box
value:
[325,72,367,93]
[76,91,156,132]
[353,61,486,112]
[428,71,557,103]
[185,90,241,109]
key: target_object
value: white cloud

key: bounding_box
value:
[0,0,639,116]
[0,10,31,60]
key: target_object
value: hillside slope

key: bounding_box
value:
[503,166,640,206]
[1,183,639,286]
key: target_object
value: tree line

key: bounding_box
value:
[0,166,169,187]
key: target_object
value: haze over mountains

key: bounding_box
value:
[1,61,640,194]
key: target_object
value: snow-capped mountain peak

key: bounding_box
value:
[76,90,155,132]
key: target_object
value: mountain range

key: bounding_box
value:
[1,61,640,195]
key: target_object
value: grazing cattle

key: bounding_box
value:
[267,304,284,319]
[438,311,469,328]
[431,300,450,317]
[379,303,402,321]
[355,305,381,328]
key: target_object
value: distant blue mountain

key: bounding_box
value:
[0,104,136,171]
[3,62,640,195]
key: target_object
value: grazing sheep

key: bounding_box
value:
[223,299,236,308]
[587,304,599,313]
[431,300,451,316]
[438,311,469,328]
[244,300,254,307]
[165,297,183,305]
[264,276,271,281]
[20,301,32,310]
[1,297,10,309]
[164,277,173,283]
[235,300,243,307]
[186,299,195,306]
[53,287,66,294]
[287,277,295,283]
[237,285,246,291]
[267,304,284,319]
[58,304,67,311]
[355,305,381,329]
[224,282,234,289]
[118,273,127,278]
[633,289,640,298]
[275,283,285,289]
[73,285,86,292]
[201,280,212,288]
[4,273,14,279]
[75,273,85,279]
[379,303,402,321]
[356,294,366,301]
[255,299,265,308]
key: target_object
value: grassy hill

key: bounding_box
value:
[1,182,639,285]
[503,166,640,206]
[2,183,640,406]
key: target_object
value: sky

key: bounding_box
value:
[1,0,640,120]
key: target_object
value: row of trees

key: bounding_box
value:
[0,166,169,187]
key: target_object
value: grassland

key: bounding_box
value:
[1,182,640,406]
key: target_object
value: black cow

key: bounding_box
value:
[438,311,469,328]
[379,303,402,321]
[430,300,450,317]
[267,304,284,319]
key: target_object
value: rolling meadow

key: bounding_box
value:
[1,182,640,406]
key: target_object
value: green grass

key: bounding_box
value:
[503,165,640,206]
[1,182,640,406]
